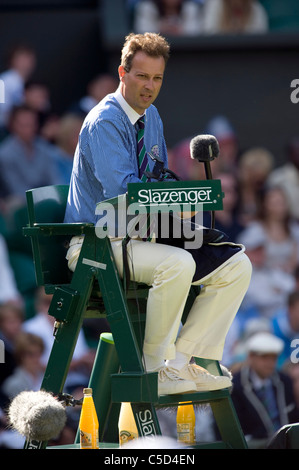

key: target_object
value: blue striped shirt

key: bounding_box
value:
[64,90,168,225]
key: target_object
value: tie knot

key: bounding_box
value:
[137,115,145,130]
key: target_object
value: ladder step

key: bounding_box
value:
[157,388,231,407]
[111,372,231,405]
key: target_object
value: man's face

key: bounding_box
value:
[119,51,165,115]
[11,109,38,144]
[249,352,278,379]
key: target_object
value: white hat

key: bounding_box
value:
[246,332,284,355]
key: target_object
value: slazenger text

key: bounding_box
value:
[137,188,213,205]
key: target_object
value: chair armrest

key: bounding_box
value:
[23,222,94,237]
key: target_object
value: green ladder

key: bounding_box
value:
[22,184,247,449]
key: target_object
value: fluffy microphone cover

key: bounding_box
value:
[190,134,220,162]
[8,390,67,441]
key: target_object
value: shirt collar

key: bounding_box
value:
[114,87,145,125]
[250,369,271,390]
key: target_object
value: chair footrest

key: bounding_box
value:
[157,388,230,406]
[111,372,230,405]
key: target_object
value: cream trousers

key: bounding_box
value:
[66,236,251,361]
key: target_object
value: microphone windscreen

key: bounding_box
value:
[8,390,67,442]
[190,134,220,162]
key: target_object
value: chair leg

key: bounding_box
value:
[75,332,120,444]
[210,395,248,449]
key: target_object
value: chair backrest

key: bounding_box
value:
[25,185,71,288]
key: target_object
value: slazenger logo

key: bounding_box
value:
[135,409,157,437]
[137,187,214,205]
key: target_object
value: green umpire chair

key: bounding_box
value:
[22,184,248,449]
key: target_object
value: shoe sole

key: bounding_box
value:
[158,383,197,396]
[195,379,232,392]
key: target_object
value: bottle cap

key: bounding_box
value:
[83,388,92,394]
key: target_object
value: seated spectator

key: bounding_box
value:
[272,290,299,369]
[231,332,299,448]
[283,361,299,409]
[51,113,84,184]
[23,80,51,131]
[0,105,59,208]
[204,115,239,174]
[237,224,295,322]
[267,137,299,221]
[134,0,203,36]
[168,136,202,180]
[202,0,268,34]
[23,287,95,393]
[0,43,36,134]
[70,73,118,117]
[295,265,299,290]
[238,186,299,274]
[203,171,245,242]
[237,147,274,225]
[1,332,44,400]
[0,301,24,389]
[0,234,23,306]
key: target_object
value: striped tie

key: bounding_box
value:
[137,115,150,182]
[136,115,155,240]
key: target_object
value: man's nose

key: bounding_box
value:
[145,78,154,90]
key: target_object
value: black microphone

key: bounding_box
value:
[190,134,220,228]
[190,134,220,162]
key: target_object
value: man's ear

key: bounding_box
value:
[118,65,126,81]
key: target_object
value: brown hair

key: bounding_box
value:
[120,32,170,72]
[14,332,44,364]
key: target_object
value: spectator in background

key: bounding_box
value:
[168,115,238,181]
[23,80,51,131]
[204,115,239,174]
[70,73,118,118]
[237,147,274,225]
[1,332,44,400]
[295,265,299,290]
[283,362,299,410]
[203,171,245,242]
[51,113,84,184]
[237,224,295,323]
[0,234,23,306]
[0,44,36,134]
[0,105,59,209]
[231,332,299,448]
[272,290,299,369]
[168,136,202,180]
[23,287,95,394]
[134,0,203,36]
[202,0,268,34]
[238,186,299,274]
[267,137,299,221]
[0,301,24,390]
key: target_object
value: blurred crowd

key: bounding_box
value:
[128,0,299,36]
[1,0,299,449]
[131,0,269,36]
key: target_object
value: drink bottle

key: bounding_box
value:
[79,388,99,449]
[118,402,138,446]
[176,402,196,445]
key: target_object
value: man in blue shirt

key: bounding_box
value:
[65,32,252,396]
